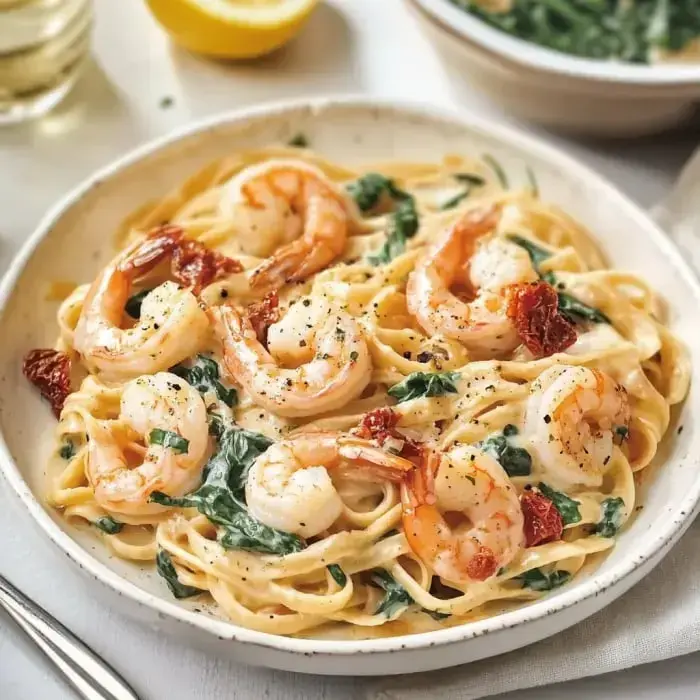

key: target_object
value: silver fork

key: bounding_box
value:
[0,573,140,700]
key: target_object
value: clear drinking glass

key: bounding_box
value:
[0,0,92,124]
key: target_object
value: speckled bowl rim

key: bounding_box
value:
[1,96,699,657]
[410,0,700,86]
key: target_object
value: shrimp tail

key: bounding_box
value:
[119,225,184,277]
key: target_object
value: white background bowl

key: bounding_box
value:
[407,0,700,137]
[1,97,699,675]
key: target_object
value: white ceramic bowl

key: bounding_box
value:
[408,0,700,137]
[1,97,699,675]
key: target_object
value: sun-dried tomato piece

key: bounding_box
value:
[171,239,243,295]
[521,489,564,547]
[246,292,280,346]
[507,281,577,358]
[354,407,423,463]
[22,349,71,418]
[466,545,498,581]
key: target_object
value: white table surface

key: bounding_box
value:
[2,1,700,698]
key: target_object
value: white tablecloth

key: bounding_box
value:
[1,1,700,698]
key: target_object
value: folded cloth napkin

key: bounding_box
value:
[371,150,700,700]
[371,519,700,700]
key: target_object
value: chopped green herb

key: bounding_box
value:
[172,355,237,407]
[368,197,420,266]
[388,371,460,403]
[614,425,630,444]
[327,564,347,587]
[440,172,486,211]
[349,350,359,362]
[516,567,571,592]
[94,516,123,535]
[440,190,472,211]
[483,154,509,188]
[538,482,582,526]
[155,549,203,599]
[150,427,303,555]
[370,569,413,618]
[287,133,309,148]
[207,408,225,439]
[503,424,519,438]
[453,173,486,186]
[595,497,626,537]
[482,431,532,477]
[59,440,76,460]
[347,173,403,212]
[149,429,189,454]
[124,289,152,319]
[448,0,700,65]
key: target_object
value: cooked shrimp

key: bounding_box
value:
[85,372,209,515]
[74,233,210,380]
[401,446,524,583]
[525,365,630,488]
[222,160,355,291]
[407,206,538,358]
[208,302,371,418]
[246,432,414,538]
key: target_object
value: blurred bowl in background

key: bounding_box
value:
[407,0,700,138]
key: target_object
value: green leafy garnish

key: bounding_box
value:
[370,569,413,618]
[287,132,309,148]
[172,355,237,407]
[556,291,611,325]
[440,172,486,210]
[368,197,420,266]
[150,427,303,555]
[448,0,700,65]
[595,497,626,538]
[94,516,123,535]
[482,426,532,477]
[516,567,571,592]
[507,234,552,269]
[347,173,402,212]
[155,549,203,599]
[327,564,347,587]
[388,371,460,403]
[125,289,152,319]
[59,440,76,460]
[526,166,539,198]
[483,154,509,188]
[538,482,582,526]
[149,429,189,454]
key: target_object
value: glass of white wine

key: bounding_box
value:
[0,0,92,124]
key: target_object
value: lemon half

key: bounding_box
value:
[146,0,320,59]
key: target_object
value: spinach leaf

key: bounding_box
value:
[368,197,420,266]
[327,564,347,587]
[449,0,700,65]
[172,355,237,407]
[595,497,626,538]
[287,133,309,148]
[507,234,552,270]
[150,427,303,556]
[538,482,582,526]
[388,371,460,403]
[149,428,189,454]
[125,289,152,319]
[556,291,611,325]
[370,569,413,618]
[59,439,76,460]
[516,567,571,592]
[155,549,203,599]
[453,173,486,187]
[440,190,471,211]
[347,173,403,212]
[94,516,123,535]
[440,172,486,210]
[483,154,509,188]
[482,427,532,477]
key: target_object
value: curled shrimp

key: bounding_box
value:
[401,446,524,583]
[85,372,209,515]
[222,160,355,291]
[245,431,414,538]
[74,232,210,380]
[407,206,538,358]
[525,365,630,488]
[208,302,371,418]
